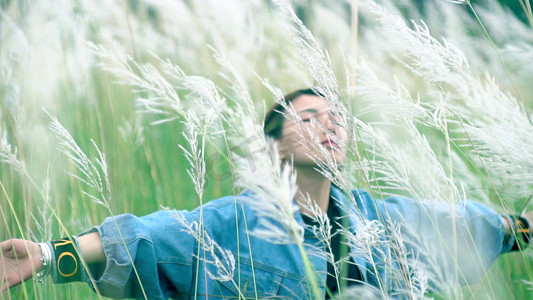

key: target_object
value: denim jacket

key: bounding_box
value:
[77,186,510,299]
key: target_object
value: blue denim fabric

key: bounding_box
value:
[78,186,507,299]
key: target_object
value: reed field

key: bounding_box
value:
[1,0,533,299]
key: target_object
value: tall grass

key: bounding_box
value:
[1,0,533,299]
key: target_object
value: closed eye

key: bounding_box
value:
[333,121,345,127]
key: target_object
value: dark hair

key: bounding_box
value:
[263,88,325,140]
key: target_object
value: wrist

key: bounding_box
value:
[35,242,52,282]
[502,214,532,251]
[501,215,512,232]
[34,238,85,284]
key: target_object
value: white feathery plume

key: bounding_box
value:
[352,116,458,202]
[151,56,229,150]
[361,0,512,96]
[88,42,184,123]
[360,0,469,87]
[300,194,333,247]
[405,259,430,299]
[335,285,389,300]
[401,121,458,202]
[92,44,226,153]
[208,45,255,119]
[174,212,235,283]
[32,172,54,242]
[47,112,111,208]
[355,59,431,126]
[208,46,263,150]
[343,218,386,258]
[348,118,420,199]
[450,83,533,197]
[271,0,341,106]
[117,117,145,148]
[446,81,533,198]
[341,215,433,299]
[387,211,480,295]
[159,56,227,120]
[501,43,533,89]
[235,146,302,244]
[384,220,431,299]
[257,76,285,105]
[135,61,184,122]
[355,59,463,202]
[299,194,337,278]
[0,129,26,175]
[179,112,207,201]
[361,0,533,200]
[341,215,390,295]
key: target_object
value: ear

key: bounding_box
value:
[279,152,286,160]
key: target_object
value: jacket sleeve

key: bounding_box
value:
[377,195,507,287]
[78,210,197,299]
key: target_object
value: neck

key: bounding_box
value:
[293,165,331,217]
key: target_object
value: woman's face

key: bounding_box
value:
[278,94,347,167]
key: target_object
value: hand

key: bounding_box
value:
[0,239,42,292]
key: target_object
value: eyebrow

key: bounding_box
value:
[296,108,319,115]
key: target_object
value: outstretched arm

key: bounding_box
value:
[0,232,105,292]
[386,197,533,286]
[76,232,106,264]
[2,211,198,299]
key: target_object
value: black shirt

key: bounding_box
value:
[301,198,362,299]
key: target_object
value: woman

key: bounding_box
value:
[1,89,531,299]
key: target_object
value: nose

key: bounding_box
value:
[317,114,336,135]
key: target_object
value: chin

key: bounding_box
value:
[315,155,346,167]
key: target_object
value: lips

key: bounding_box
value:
[321,140,339,148]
